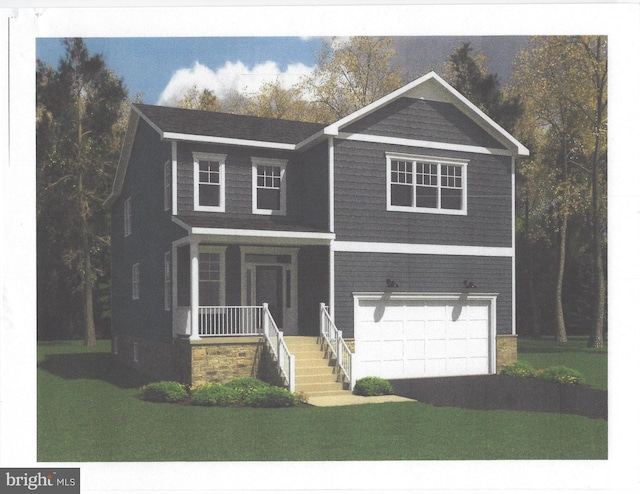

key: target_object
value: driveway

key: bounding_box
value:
[389,375,607,420]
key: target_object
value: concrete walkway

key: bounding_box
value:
[307,393,416,407]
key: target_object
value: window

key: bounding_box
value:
[164,251,171,311]
[133,341,139,363]
[132,263,140,300]
[387,153,467,214]
[199,249,225,306]
[124,197,132,236]
[194,152,226,212]
[252,158,287,215]
[164,160,171,211]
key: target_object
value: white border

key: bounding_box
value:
[193,151,226,212]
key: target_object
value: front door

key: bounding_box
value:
[242,247,298,335]
[255,265,283,328]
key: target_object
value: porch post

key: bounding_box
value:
[190,240,200,339]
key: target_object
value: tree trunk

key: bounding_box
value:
[555,213,568,343]
[524,197,541,337]
[79,172,97,347]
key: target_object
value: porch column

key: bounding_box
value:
[190,240,200,339]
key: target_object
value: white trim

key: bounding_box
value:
[328,137,335,233]
[334,241,513,257]
[511,156,517,335]
[338,132,513,157]
[190,227,335,244]
[164,251,171,312]
[164,132,296,150]
[251,157,288,216]
[163,159,171,212]
[132,341,139,363]
[193,152,226,212]
[171,142,178,216]
[386,152,468,215]
[329,241,335,318]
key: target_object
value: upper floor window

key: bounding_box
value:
[124,196,132,236]
[386,153,467,215]
[194,152,226,212]
[252,157,287,215]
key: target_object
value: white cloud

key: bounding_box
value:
[157,60,315,106]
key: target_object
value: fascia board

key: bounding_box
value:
[104,110,140,207]
[162,132,296,150]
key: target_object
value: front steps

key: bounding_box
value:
[284,336,351,397]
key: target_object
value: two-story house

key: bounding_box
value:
[106,72,528,395]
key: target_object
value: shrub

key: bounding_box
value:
[140,381,188,403]
[501,360,536,378]
[536,365,585,386]
[353,376,393,396]
[191,384,241,407]
[244,386,297,408]
[224,377,270,400]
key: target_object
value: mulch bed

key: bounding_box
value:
[389,375,607,420]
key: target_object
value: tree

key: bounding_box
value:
[513,36,607,345]
[37,38,127,345]
[176,85,222,112]
[244,79,328,123]
[443,42,522,133]
[303,37,403,120]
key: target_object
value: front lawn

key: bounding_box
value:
[37,339,607,462]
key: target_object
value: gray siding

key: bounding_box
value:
[333,139,512,246]
[298,246,330,335]
[333,252,513,338]
[344,98,506,150]
[300,143,330,230]
[111,119,184,343]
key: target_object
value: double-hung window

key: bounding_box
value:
[252,157,287,215]
[387,153,467,214]
[194,152,226,212]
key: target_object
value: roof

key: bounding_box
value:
[134,103,325,147]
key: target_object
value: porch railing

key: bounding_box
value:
[198,306,263,336]
[261,304,295,392]
[319,303,354,390]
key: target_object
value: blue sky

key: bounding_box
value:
[36,36,529,107]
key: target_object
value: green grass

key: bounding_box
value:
[38,339,607,462]
[517,336,608,390]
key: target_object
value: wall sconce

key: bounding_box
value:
[386,279,399,288]
[463,280,476,289]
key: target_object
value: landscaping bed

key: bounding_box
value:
[389,375,607,420]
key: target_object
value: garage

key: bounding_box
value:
[353,293,497,379]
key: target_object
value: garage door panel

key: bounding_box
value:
[356,296,492,379]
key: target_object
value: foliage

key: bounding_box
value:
[140,381,188,403]
[244,80,323,122]
[223,377,270,400]
[36,38,128,343]
[500,361,536,378]
[302,37,403,120]
[353,376,393,396]
[243,386,299,408]
[191,384,241,407]
[176,85,222,111]
[536,365,586,386]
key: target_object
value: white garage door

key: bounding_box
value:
[354,294,495,379]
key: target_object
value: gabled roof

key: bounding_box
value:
[319,71,529,157]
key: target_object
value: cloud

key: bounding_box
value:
[157,60,315,106]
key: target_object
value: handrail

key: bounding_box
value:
[198,306,263,336]
[319,303,354,390]
[261,303,296,392]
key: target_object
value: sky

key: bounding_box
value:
[36,36,530,107]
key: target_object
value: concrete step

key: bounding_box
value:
[295,381,347,395]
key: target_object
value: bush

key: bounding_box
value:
[140,381,188,403]
[244,386,298,408]
[191,384,241,407]
[536,366,585,386]
[353,376,393,396]
[501,360,536,378]
[224,377,270,400]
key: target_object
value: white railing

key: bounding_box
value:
[261,303,296,392]
[319,303,354,390]
[198,306,263,336]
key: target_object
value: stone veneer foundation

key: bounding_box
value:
[496,334,518,372]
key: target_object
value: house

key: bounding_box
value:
[106,72,528,395]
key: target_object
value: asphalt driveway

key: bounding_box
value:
[389,375,607,420]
